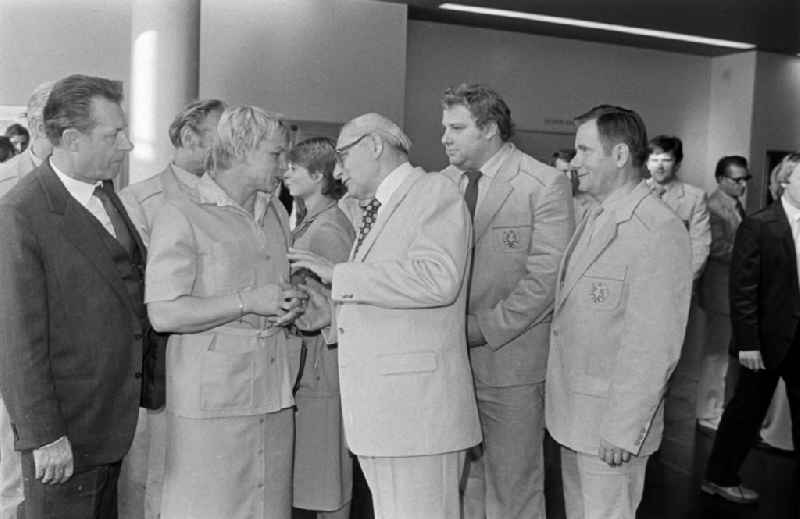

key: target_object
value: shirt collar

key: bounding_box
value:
[170,162,202,187]
[781,195,800,223]
[49,158,102,207]
[374,161,413,206]
[461,142,511,179]
[193,173,271,223]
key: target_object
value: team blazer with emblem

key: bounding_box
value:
[546,181,692,456]
[441,143,574,387]
[329,164,481,457]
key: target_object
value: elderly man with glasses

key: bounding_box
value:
[697,156,752,432]
[288,113,481,519]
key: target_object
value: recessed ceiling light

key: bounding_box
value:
[439,3,757,50]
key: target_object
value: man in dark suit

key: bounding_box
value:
[702,153,800,506]
[0,74,146,519]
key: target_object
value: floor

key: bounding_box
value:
[323,305,798,519]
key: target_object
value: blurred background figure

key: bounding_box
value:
[0,138,14,163]
[697,156,751,431]
[552,147,595,223]
[4,124,29,155]
[283,137,355,519]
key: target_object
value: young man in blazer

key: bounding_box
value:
[439,83,574,519]
[0,75,147,519]
[288,113,481,519]
[546,105,691,518]
[702,153,800,507]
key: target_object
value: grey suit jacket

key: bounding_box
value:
[699,188,742,314]
[442,143,574,386]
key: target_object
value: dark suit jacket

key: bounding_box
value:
[730,201,800,370]
[0,162,145,468]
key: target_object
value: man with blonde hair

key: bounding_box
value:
[289,112,481,519]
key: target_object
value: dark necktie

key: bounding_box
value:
[734,199,746,219]
[93,181,134,256]
[463,170,482,220]
[352,198,381,257]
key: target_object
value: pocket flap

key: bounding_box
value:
[377,351,438,375]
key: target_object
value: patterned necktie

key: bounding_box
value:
[352,198,381,257]
[463,170,482,220]
[93,181,134,256]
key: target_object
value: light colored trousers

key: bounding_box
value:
[463,381,545,519]
[561,446,649,519]
[696,310,731,424]
[0,397,22,519]
[359,451,465,519]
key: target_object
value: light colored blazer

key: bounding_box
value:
[649,178,711,279]
[329,165,481,457]
[546,181,691,456]
[442,143,574,386]
[699,188,742,314]
[0,149,37,199]
[119,164,201,245]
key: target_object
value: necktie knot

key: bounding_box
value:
[463,170,482,220]
[465,170,482,183]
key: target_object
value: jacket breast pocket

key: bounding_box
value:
[377,351,438,375]
[491,225,531,254]
[578,265,627,312]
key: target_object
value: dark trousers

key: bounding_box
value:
[19,452,121,519]
[705,347,800,487]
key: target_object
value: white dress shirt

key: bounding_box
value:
[456,142,511,209]
[50,158,115,238]
[374,161,414,218]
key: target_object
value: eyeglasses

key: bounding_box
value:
[335,134,370,165]
[726,175,752,184]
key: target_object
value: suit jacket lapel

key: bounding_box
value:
[37,165,133,308]
[473,150,519,241]
[556,182,650,311]
[353,168,424,262]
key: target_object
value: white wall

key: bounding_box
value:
[705,52,757,195]
[199,0,407,125]
[405,20,712,190]
[749,52,800,207]
[0,0,131,105]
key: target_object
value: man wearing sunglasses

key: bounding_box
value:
[697,156,751,432]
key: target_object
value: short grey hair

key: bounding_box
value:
[208,105,290,171]
[26,81,55,138]
[343,113,412,154]
[775,152,800,193]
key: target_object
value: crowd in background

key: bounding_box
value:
[0,74,796,519]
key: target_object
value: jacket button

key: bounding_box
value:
[134,372,143,379]
[338,327,344,334]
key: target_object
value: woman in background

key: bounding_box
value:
[284,137,355,519]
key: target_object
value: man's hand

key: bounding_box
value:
[598,438,633,467]
[294,281,332,331]
[242,284,307,317]
[287,248,335,284]
[739,350,766,371]
[466,314,486,347]
[33,435,73,485]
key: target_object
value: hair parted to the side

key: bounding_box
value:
[43,75,123,146]
[773,153,800,189]
[648,135,684,164]
[714,155,748,180]
[288,137,346,199]
[208,105,289,172]
[441,83,514,141]
[574,104,649,168]
[26,81,55,137]
[168,99,226,148]
[343,113,412,155]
